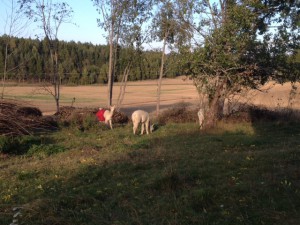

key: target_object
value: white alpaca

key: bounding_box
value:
[198,108,205,130]
[104,105,115,129]
[97,105,115,129]
[131,110,151,135]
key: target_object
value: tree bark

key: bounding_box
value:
[204,77,227,129]
[1,40,9,99]
[107,21,114,107]
[156,32,167,117]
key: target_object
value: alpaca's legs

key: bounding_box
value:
[141,123,145,135]
[105,120,112,129]
[145,121,149,134]
[133,122,138,134]
[109,120,113,129]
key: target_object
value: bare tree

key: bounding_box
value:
[1,0,29,99]
[19,0,73,113]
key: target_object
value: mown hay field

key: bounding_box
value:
[4,78,300,115]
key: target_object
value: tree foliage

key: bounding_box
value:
[181,0,300,128]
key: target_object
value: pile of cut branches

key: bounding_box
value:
[55,106,129,128]
[158,103,198,124]
[0,99,57,136]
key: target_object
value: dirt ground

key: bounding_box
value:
[3,78,300,116]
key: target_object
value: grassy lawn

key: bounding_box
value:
[0,121,299,225]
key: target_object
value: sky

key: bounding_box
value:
[0,0,107,45]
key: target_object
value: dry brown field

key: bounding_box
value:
[3,78,300,116]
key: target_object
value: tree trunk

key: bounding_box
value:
[1,41,8,99]
[116,64,130,109]
[204,95,220,129]
[156,32,167,117]
[107,21,114,107]
[54,49,60,113]
[203,77,227,129]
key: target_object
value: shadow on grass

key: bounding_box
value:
[2,121,299,225]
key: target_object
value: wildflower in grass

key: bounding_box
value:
[3,194,11,202]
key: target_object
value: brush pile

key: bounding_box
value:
[158,103,198,124]
[0,101,129,136]
[0,99,57,136]
[55,106,129,127]
[112,110,129,124]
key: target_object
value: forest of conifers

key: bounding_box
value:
[0,35,181,84]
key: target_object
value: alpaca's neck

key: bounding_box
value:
[108,108,114,115]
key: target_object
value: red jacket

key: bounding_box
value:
[96,109,106,122]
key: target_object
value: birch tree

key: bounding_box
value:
[19,0,73,113]
[152,0,194,116]
[1,0,29,99]
[91,0,127,107]
[92,0,153,107]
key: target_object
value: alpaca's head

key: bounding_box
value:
[150,123,158,133]
[110,105,116,112]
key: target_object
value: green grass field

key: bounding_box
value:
[0,121,300,225]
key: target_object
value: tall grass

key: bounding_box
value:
[0,121,299,225]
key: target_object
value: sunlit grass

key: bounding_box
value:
[0,121,299,225]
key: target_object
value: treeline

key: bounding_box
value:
[0,35,181,85]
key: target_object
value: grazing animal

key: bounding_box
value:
[96,105,115,129]
[197,108,205,130]
[131,110,152,135]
